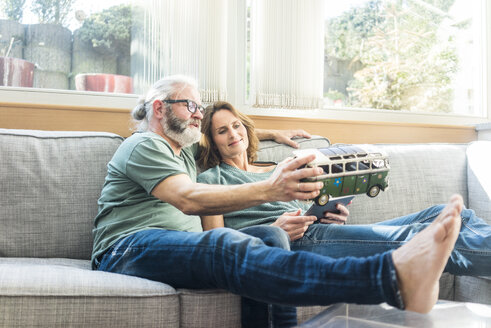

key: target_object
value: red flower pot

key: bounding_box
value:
[0,57,35,87]
[75,73,133,94]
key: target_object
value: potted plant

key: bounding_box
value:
[0,36,35,87]
[0,1,35,87]
[73,4,133,93]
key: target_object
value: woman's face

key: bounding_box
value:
[210,109,249,160]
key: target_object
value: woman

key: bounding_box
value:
[197,101,491,327]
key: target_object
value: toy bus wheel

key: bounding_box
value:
[367,185,380,198]
[317,194,330,206]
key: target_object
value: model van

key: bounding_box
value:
[293,145,390,205]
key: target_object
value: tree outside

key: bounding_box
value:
[325,0,463,113]
[2,0,26,21]
[30,0,76,27]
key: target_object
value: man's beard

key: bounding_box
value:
[161,108,202,148]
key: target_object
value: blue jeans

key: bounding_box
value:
[96,226,402,326]
[238,226,298,328]
[292,206,491,276]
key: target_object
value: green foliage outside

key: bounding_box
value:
[77,4,132,55]
[1,0,26,21]
[326,0,462,112]
[30,0,76,26]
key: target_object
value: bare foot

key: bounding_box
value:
[392,194,463,313]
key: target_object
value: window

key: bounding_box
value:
[0,0,132,93]
[372,159,386,169]
[320,164,330,174]
[1,0,490,125]
[346,162,358,171]
[332,163,344,174]
[323,0,485,117]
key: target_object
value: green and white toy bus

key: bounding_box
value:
[294,145,390,205]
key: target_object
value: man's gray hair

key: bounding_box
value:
[131,75,199,131]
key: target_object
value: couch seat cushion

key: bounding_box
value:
[0,258,179,327]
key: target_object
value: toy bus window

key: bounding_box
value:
[372,159,385,169]
[320,165,330,174]
[346,162,357,171]
[332,163,343,173]
[358,161,370,170]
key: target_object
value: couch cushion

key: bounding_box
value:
[467,141,491,224]
[454,276,491,305]
[346,144,469,224]
[256,135,331,163]
[178,289,241,328]
[0,129,123,259]
[0,257,179,327]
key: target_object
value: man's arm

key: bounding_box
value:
[256,128,311,148]
[151,155,323,215]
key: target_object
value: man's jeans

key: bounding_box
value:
[293,206,491,276]
[97,226,402,325]
[238,226,298,328]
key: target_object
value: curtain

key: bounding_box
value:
[132,0,228,102]
[249,0,325,109]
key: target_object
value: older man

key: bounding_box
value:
[92,74,463,326]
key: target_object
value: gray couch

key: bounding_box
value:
[0,128,490,327]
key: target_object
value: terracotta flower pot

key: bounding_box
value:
[75,73,133,94]
[0,57,35,87]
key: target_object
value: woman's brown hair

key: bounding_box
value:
[198,101,259,170]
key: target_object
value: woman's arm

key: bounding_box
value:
[200,215,225,231]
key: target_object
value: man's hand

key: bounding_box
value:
[272,129,311,148]
[265,155,323,202]
[319,204,349,225]
[271,209,316,241]
[256,128,311,148]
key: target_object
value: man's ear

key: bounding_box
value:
[153,100,165,119]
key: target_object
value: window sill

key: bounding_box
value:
[0,86,138,110]
[243,106,490,127]
[476,123,491,141]
[1,86,489,126]
[0,87,486,143]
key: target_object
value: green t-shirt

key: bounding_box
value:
[92,132,202,265]
[197,163,309,230]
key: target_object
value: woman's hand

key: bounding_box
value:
[318,204,350,225]
[271,209,317,241]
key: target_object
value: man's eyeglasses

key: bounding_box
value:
[164,99,205,114]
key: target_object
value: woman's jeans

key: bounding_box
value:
[241,205,491,327]
[292,206,491,276]
[96,226,402,327]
